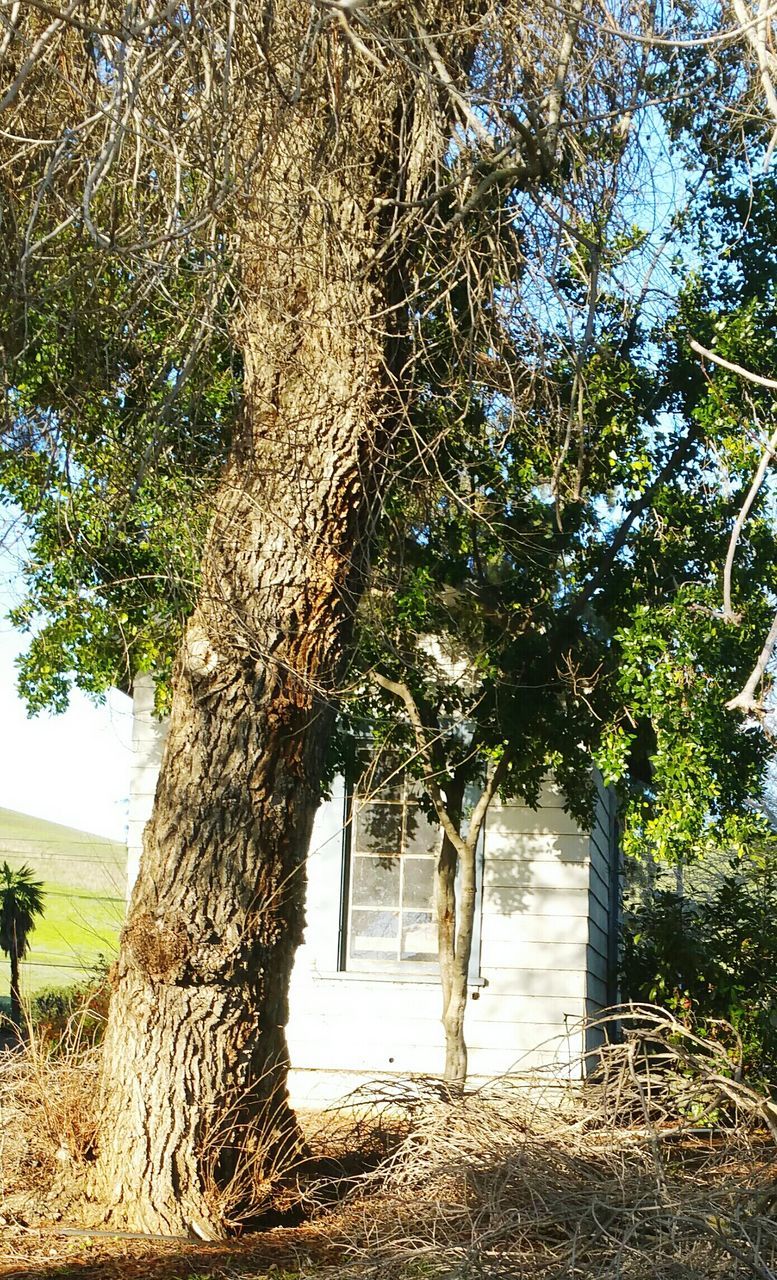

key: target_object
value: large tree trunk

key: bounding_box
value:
[93,5,480,1238]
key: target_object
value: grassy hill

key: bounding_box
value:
[0,808,127,996]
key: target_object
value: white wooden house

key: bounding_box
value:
[128,675,619,1104]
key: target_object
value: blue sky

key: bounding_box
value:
[0,537,132,841]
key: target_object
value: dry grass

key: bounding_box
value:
[325,1008,777,1279]
[2,1007,777,1279]
[0,1026,100,1225]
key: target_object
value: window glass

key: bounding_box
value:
[350,909,400,959]
[354,801,402,855]
[346,759,440,970]
[351,854,400,907]
[355,753,403,801]
[403,856,435,909]
[401,911,436,962]
[404,805,439,855]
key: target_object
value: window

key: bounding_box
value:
[343,756,440,972]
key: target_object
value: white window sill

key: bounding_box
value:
[313,969,487,988]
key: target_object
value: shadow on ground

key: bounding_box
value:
[0,1222,336,1279]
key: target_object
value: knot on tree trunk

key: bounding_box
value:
[123,911,192,983]
[183,620,221,680]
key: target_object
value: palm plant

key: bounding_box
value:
[0,863,45,1027]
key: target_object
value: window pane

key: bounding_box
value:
[403,856,435,909]
[355,750,403,801]
[404,805,440,855]
[401,911,437,962]
[350,909,399,960]
[352,855,400,908]
[404,774,427,800]
[354,802,402,855]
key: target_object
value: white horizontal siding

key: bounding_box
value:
[291,1040,580,1078]
[484,858,591,894]
[589,840,610,890]
[587,893,609,935]
[585,782,618,1014]
[292,786,346,974]
[486,809,585,843]
[472,993,587,1035]
[290,981,584,1034]
[127,675,168,895]
[589,860,610,912]
[587,948,609,993]
[480,938,588,971]
[480,966,587,999]
[128,684,614,1088]
[590,822,611,869]
[485,833,590,864]
[589,917,609,956]
[289,1015,586,1073]
[479,912,590,948]
[469,1044,584,1076]
[482,885,592,919]
[587,971,608,1006]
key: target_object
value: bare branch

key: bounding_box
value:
[731,0,777,154]
[726,609,777,714]
[690,337,777,390]
[723,421,777,622]
[545,0,585,158]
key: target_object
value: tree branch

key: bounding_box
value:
[726,609,777,714]
[689,337,777,390]
[731,0,777,161]
[466,750,510,848]
[722,421,777,622]
[544,0,584,159]
[372,671,468,855]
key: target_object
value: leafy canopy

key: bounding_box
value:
[2,23,777,872]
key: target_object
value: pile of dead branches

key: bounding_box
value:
[329,1007,777,1279]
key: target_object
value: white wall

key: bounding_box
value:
[126,674,168,896]
[286,779,617,1102]
[126,681,619,1103]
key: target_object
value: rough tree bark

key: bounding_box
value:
[93,4,483,1239]
[9,941,21,1029]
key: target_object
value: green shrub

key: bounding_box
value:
[28,960,111,1047]
[622,843,777,1085]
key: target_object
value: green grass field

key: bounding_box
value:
[7,881,126,994]
[0,807,127,997]
[0,880,126,996]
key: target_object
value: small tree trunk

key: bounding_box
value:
[436,761,504,1094]
[436,779,476,1094]
[440,834,478,1093]
[9,943,21,1028]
